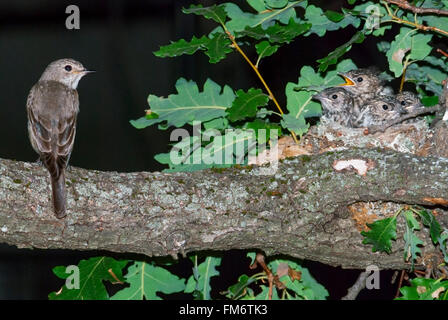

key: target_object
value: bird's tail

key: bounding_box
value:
[50,170,66,219]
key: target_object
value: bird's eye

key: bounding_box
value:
[64,65,72,72]
[382,104,389,110]
[357,77,363,82]
[331,94,338,99]
[400,100,406,106]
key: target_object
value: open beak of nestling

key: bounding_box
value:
[338,73,355,87]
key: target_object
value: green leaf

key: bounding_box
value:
[403,211,423,269]
[255,285,280,299]
[440,231,448,263]
[417,209,442,244]
[281,113,309,136]
[421,96,439,106]
[203,117,229,130]
[406,63,448,95]
[361,217,397,253]
[224,1,301,33]
[325,10,345,22]
[386,27,433,77]
[154,36,210,58]
[182,4,227,25]
[205,32,233,63]
[409,33,433,60]
[247,252,257,265]
[238,19,312,44]
[317,31,365,72]
[154,127,257,172]
[397,278,448,300]
[247,0,266,12]
[372,25,392,37]
[377,41,391,53]
[304,5,360,37]
[268,259,329,300]
[185,256,221,300]
[227,88,269,122]
[243,119,281,145]
[266,0,288,9]
[49,257,128,300]
[131,78,235,129]
[110,262,185,300]
[255,40,280,59]
[223,274,257,299]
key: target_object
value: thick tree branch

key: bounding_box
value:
[1,147,447,270]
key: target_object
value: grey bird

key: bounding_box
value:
[351,95,407,128]
[26,58,93,218]
[312,87,354,127]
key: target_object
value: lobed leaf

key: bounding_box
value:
[417,209,442,244]
[255,40,280,60]
[185,256,222,300]
[131,78,235,129]
[403,211,423,269]
[227,88,269,122]
[182,4,227,24]
[154,36,210,58]
[204,32,233,63]
[361,217,397,253]
[110,262,185,300]
[49,257,128,300]
[386,27,433,77]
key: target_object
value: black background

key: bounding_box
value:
[0,0,402,299]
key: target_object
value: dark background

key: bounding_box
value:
[0,0,398,299]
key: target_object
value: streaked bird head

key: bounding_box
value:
[312,87,353,113]
[338,69,384,95]
[395,91,423,113]
[365,96,406,119]
[39,58,94,89]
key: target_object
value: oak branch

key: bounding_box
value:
[1,143,447,270]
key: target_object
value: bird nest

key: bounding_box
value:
[251,119,448,232]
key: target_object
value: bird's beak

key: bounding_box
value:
[82,69,95,74]
[74,69,95,75]
[338,73,355,87]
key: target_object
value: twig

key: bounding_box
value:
[341,271,368,300]
[382,1,448,37]
[251,253,285,299]
[437,48,448,58]
[223,30,299,144]
[367,105,441,134]
[384,0,448,16]
[394,270,406,299]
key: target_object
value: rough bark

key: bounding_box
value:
[1,146,447,270]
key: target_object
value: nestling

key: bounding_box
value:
[312,87,354,127]
[350,95,406,128]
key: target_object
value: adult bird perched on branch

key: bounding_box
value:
[26,58,93,218]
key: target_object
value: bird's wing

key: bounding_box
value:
[27,85,53,154]
[26,81,79,178]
